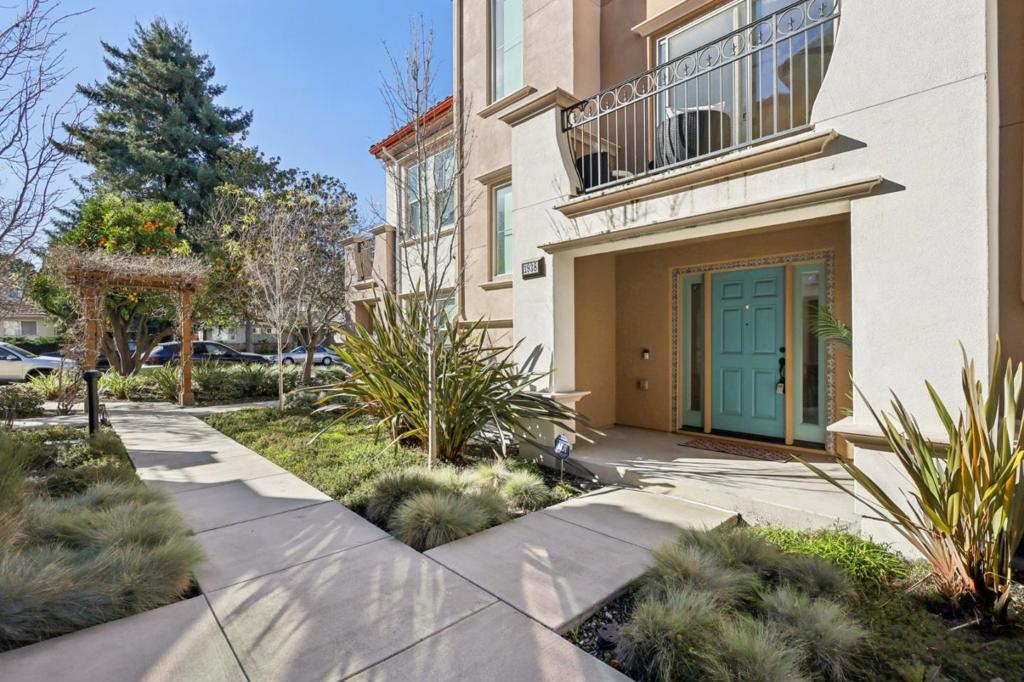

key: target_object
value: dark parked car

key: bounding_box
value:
[41,341,137,370]
[144,341,272,366]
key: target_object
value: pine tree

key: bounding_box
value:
[59,19,251,230]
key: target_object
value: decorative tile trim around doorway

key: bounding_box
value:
[670,250,837,454]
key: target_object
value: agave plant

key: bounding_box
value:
[315,292,586,462]
[803,340,1024,625]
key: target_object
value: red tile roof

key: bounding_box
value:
[369,95,453,158]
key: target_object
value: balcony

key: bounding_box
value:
[563,0,840,194]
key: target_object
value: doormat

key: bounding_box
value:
[679,437,793,463]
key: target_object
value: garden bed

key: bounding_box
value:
[0,425,202,651]
[205,406,598,550]
[565,526,1024,682]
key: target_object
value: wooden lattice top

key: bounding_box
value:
[49,246,208,293]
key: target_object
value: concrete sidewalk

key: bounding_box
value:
[1,404,633,682]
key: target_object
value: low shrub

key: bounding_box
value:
[753,526,908,587]
[27,366,83,404]
[0,384,45,425]
[0,336,62,354]
[389,491,491,551]
[500,470,550,512]
[760,588,866,682]
[98,371,153,401]
[619,587,722,682]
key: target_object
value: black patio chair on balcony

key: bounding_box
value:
[654,106,732,170]
[575,151,610,191]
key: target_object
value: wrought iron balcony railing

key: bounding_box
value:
[563,0,840,194]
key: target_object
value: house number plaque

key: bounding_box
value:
[521,257,545,279]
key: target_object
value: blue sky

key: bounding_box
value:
[54,0,454,224]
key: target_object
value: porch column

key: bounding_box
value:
[179,289,195,406]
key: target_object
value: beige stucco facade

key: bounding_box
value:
[351,0,1024,548]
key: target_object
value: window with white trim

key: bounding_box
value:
[492,0,523,101]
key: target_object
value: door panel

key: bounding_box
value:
[711,267,785,438]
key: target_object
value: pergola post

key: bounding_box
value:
[179,289,195,406]
[82,286,100,371]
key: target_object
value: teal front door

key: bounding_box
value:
[711,267,786,439]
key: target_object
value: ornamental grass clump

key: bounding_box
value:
[645,542,759,607]
[389,491,491,551]
[618,587,722,682]
[760,588,866,682]
[705,617,809,682]
[0,429,202,651]
[801,339,1024,625]
[364,468,444,525]
[316,292,585,462]
[615,528,877,682]
[500,470,550,512]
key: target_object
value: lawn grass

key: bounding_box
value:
[205,407,425,511]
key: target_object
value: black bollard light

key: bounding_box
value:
[83,369,101,436]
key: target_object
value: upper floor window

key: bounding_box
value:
[493,183,512,277]
[492,0,523,101]
[405,145,455,236]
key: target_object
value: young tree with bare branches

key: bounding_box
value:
[377,18,471,468]
[0,0,84,261]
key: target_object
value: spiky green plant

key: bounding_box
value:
[148,363,181,402]
[315,292,587,462]
[801,340,1024,624]
[760,588,866,681]
[618,586,722,682]
[98,371,150,401]
[389,490,490,551]
[500,470,550,512]
[811,308,852,348]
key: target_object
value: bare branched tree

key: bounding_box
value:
[377,17,473,467]
[232,192,310,409]
[0,0,84,261]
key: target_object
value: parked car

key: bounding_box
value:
[271,345,342,366]
[42,342,137,370]
[0,342,77,382]
[144,341,272,366]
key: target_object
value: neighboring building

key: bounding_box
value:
[352,0,1024,546]
[0,300,58,339]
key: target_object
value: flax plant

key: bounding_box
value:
[803,341,1024,625]
[316,292,585,463]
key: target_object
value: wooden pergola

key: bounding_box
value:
[50,246,208,406]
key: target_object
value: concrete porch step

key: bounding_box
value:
[426,486,737,633]
[568,427,859,532]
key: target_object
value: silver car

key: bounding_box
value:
[0,342,76,382]
[273,345,342,366]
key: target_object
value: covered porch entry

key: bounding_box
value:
[572,215,851,454]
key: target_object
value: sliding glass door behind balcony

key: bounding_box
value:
[563,0,840,193]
